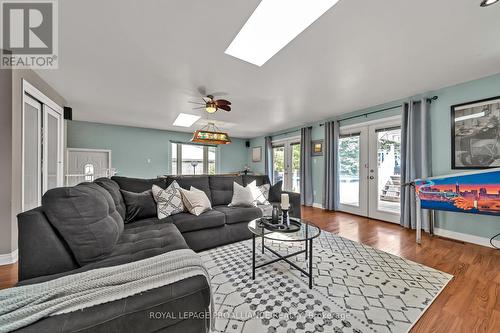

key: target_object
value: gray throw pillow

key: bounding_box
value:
[120,189,157,223]
[42,183,123,265]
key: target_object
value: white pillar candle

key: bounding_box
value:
[281,193,290,210]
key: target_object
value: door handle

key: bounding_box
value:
[369,176,374,180]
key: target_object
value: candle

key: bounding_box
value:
[281,193,290,210]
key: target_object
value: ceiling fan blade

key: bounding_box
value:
[218,105,231,111]
[215,99,231,105]
[192,106,206,109]
[188,101,206,105]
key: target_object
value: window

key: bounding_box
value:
[84,164,95,182]
[171,143,217,175]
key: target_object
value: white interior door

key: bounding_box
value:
[338,117,401,223]
[43,105,64,193]
[66,149,112,186]
[22,95,42,211]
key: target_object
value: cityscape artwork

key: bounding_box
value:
[415,169,500,216]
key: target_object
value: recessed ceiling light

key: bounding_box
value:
[480,0,499,7]
[225,0,340,66]
[173,113,201,127]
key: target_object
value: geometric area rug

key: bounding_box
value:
[200,231,453,333]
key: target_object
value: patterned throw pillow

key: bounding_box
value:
[152,181,184,219]
[249,181,270,205]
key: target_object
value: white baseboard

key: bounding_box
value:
[433,228,499,249]
[0,249,18,265]
[312,202,324,209]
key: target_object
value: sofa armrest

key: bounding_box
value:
[283,191,301,218]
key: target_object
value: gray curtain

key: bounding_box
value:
[323,121,340,210]
[264,136,273,183]
[300,127,313,206]
[400,99,432,230]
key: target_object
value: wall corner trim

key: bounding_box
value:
[0,249,18,266]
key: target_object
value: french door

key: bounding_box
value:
[338,118,401,223]
[272,139,301,193]
[22,93,63,211]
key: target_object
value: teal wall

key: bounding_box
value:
[67,121,249,178]
[247,73,500,239]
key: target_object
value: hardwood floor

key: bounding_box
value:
[0,207,498,332]
[301,206,500,333]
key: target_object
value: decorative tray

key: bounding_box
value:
[257,218,301,233]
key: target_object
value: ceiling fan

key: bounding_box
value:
[189,94,232,113]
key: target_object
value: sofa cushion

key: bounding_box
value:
[111,176,166,193]
[83,222,189,269]
[170,210,225,233]
[213,205,262,225]
[166,176,212,203]
[209,175,243,206]
[269,180,283,202]
[42,183,124,266]
[243,175,270,186]
[120,189,157,223]
[94,178,126,220]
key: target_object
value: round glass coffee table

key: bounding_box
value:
[248,217,321,289]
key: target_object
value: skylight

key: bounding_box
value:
[225,0,340,66]
[173,113,201,127]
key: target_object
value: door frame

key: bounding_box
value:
[21,79,64,211]
[66,148,112,184]
[272,136,300,192]
[338,115,401,222]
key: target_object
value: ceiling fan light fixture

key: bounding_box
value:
[206,105,217,114]
[480,0,499,6]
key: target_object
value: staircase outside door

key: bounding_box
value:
[338,117,402,223]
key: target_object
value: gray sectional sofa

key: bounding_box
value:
[15,174,300,333]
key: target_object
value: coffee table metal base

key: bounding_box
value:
[252,234,314,289]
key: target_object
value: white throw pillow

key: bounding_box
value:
[229,182,255,207]
[152,182,185,219]
[180,186,212,216]
[248,181,270,205]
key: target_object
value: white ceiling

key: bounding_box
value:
[35,0,500,138]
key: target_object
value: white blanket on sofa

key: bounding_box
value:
[0,249,213,333]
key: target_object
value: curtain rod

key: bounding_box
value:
[319,96,438,126]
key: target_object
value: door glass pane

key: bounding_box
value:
[208,146,216,175]
[181,144,204,175]
[377,128,401,214]
[291,143,301,193]
[272,146,284,186]
[339,135,360,206]
[46,112,59,191]
[23,101,40,211]
[171,143,177,175]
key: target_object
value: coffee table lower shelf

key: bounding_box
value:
[251,234,314,289]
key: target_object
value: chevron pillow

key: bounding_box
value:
[152,181,185,219]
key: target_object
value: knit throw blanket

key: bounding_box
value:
[0,249,213,333]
